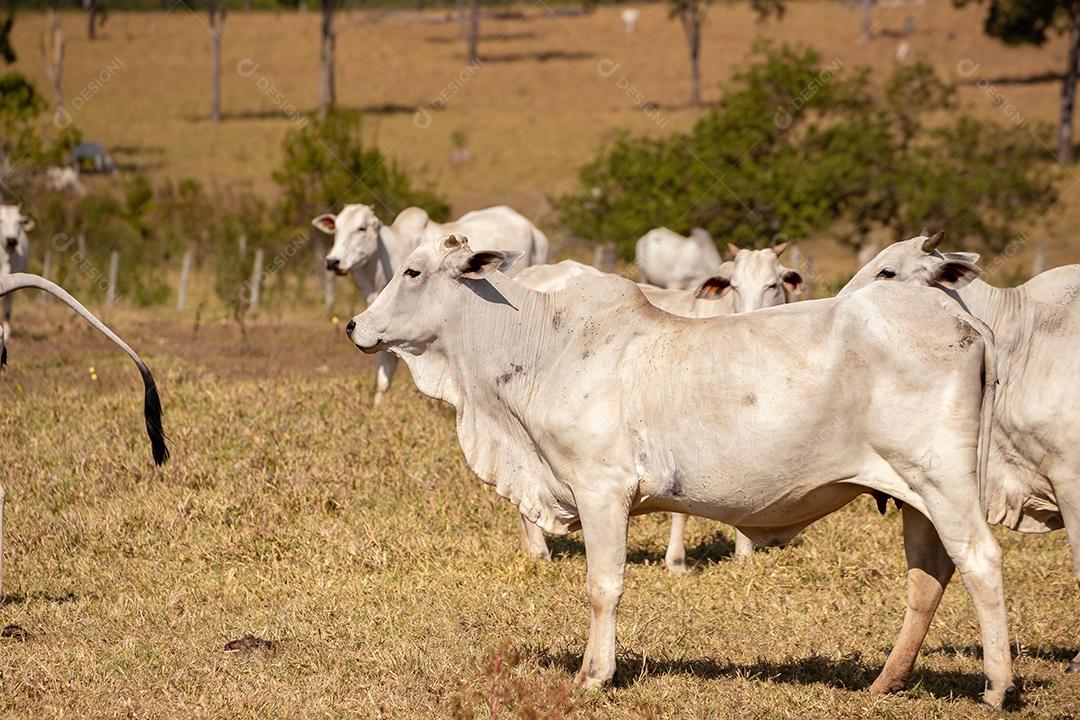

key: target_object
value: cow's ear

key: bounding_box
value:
[455,249,518,279]
[18,214,33,232]
[781,267,803,296]
[695,273,732,299]
[930,258,980,290]
[944,251,980,264]
[772,241,789,257]
[311,213,337,234]
[726,243,741,259]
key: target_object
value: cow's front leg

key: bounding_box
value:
[872,504,954,694]
[373,351,398,406]
[518,512,551,561]
[576,490,630,689]
[733,529,755,559]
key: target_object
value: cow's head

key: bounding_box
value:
[0,205,32,256]
[694,243,802,312]
[347,235,523,355]
[313,204,384,275]
[839,232,981,296]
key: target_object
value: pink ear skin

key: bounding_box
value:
[695,275,732,299]
[930,259,980,290]
[781,269,803,297]
[311,213,337,234]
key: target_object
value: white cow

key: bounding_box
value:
[345,234,1013,708]
[842,231,1080,673]
[314,203,549,405]
[635,227,722,290]
[0,205,32,336]
[515,246,803,568]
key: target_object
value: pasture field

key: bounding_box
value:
[7,1,1080,273]
[0,304,1077,718]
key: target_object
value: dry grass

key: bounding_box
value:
[7,2,1080,276]
[0,304,1077,718]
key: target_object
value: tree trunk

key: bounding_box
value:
[209,3,225,124]
[1059,5,1080,163]
[319,0,337,118]
[42,9,64,123]
[859,0,872,40]
[679,1,703,107]
[85,0,97,40]
[457,0,466,39]
[467,0,479,64]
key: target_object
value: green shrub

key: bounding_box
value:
[558,44,1057,258]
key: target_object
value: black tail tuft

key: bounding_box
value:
[139,364,169,466]
[1,345,6,368]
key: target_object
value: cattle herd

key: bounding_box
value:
[3,198,1080,711]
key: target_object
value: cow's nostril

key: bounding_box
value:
[326,258,340,270]
[345,319,356,335]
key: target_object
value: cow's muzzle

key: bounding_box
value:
[4,237,17,251]
[346,317,385,354]
[325,257,349,276]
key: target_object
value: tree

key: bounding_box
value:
[84,0,104,40]
[272,109,449,228]
[956,0,1080,162]
[0,13,15,63]
[41,8,64,125]
[558,46,1057,259]
[319,0,338,117]
[670,0,709,107]
[466,0,478,64]
[209,0,226,123]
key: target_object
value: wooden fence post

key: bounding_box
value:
[324,269,335,310]
[177,249,193,312]
[249,248,265,312]
[1032,238,1047,278]
[106,250,119,309]
[593,243,616,273]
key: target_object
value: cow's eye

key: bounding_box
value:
[876,268,897,279]
[404,268,421,278]
[767,283,778,290]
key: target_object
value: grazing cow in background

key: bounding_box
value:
[314,203,549,405]
[345,235,1013,708]
[621,7,639,33]
[0,205,32,336]
[843,231,1080,673]
[514,246,803,568]
[635,227,721,290]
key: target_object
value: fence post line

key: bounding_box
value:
[805,253,816,300]
[593,243,616,273]
[77,234,86,258]
[324,269,335,310]
[249,248,265,312]
[177,249,193,312]
[238,234,247,258]
[106,250,119,309]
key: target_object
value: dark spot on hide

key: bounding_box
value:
[954,317,979,350]
[495,363,525,386]
[670,557,685,567]
[552,310,564,331]
[742,391,757,406]
[669,468,685,497]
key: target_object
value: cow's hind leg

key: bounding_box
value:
[872,504,955,695]
[518,513,551,561]
[664,513,689,575]
[1056,477,1080,672]
[575,489,630,689]
[923,494,1014,708]
[373,351,398,406]
[734,529,755,559]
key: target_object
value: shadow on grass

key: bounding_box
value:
[959,71,1063,86]
[927,642,1077,665]
[203,103,418,123]
[479,50,594,64]
[545,530,737,567]
[531,646,1008,704]
[424,31,537,43]
[1,590,81,606]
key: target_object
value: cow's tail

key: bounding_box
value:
[0,273,169,466]
[970,313,999,523]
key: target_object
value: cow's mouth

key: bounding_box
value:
[334,267,349,276]
[355,338,386,354]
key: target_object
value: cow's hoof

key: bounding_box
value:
[979,682,1018,711]
[527,549,552,562]
[1066,659,1080,673]
[665,559,689,576]
[574,670,609,691]
[869,674,908,695]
